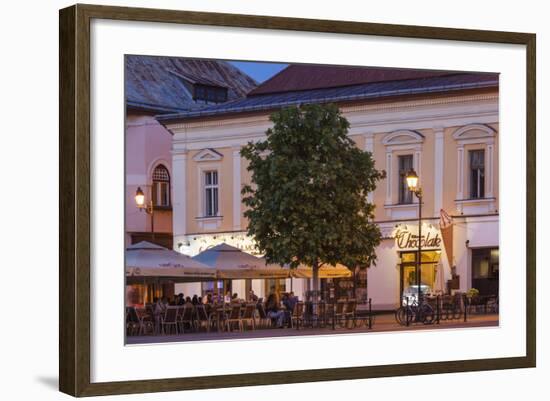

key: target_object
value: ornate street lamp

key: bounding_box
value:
[406,169,423,304]
[135,186,155,240]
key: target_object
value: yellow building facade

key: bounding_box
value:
[161,84,499,310]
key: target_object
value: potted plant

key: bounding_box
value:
[466,288,480,299]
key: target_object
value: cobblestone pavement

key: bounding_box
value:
[126,313,499,345]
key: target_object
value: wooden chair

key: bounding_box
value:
[225,305,243,332]
[334,301,346,327]
[210,306,227,332]
[240,303,256,331]
[179,306,195,333]
[161,306,179,335]
[343,299,357,328]
[256,303,271,328]
[135,307,154,335]
[291,302,304,328]
[126,307,140,336]
[195,305,211,332]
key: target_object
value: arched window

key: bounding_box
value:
[152,164,170,207]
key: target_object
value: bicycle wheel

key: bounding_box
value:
[395,307,414,326]
[420,304,435,324]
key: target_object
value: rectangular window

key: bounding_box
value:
[471,248,499,296]
[469,150,485,199]
[398,155,414,204]
[153,181,170,207]
[204,170,219,217]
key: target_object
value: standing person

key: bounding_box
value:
[192,295,199,305]
[224,290,232,304]
[153,297,165,335]
[161,296,169,310]
[288,291,298,311]
[265,293,285,328]
[176,293,185,306]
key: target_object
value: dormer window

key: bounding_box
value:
[193,84,228,103]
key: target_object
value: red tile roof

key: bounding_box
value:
[248,64,459,96]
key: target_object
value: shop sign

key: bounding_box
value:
[394,228,441,250]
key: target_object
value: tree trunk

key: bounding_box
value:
[312,258,320,302]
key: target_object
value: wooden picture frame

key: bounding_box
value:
[59,3,536,397]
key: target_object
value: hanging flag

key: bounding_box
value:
[439,209,454,270]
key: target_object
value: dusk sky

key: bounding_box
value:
[229,61,288,83]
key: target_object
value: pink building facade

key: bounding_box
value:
[124,56,257,249]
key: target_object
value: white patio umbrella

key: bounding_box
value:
[433,262,446,294]
[192,243,290,279]
[125,241,215,280]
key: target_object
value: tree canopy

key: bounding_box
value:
[241,103,385,276]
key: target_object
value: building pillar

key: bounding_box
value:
[385,152,392,205]
[232,145,242,231]
[487,141,494,198]
[414,149,422,205]
[456,145,464,210]
[434,127,445,214]
[364,132,375,203]
[172,150,188,249]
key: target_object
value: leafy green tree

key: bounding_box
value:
[241,104,385,296]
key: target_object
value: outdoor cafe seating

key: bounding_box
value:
[125,241,367,336]
[126,297,371,336]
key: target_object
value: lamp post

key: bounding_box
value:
[406,169,423,304]
[135,186,155,241]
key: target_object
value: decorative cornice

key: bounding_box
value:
[382,129,424,146]
[165,92,498,131]
[452,123,497,141]
[343,93,498,114]
[192,148,223,162]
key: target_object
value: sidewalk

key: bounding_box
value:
[126,312,499,345]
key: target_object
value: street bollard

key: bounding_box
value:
[406,296,410,327]
[436,295,440,325]
[368,298,372,329]
[463,294,468,322]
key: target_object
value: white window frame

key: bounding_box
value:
[196,163,223,230]
[193,149,224,230]
[453,124,497,214]
[468,149,486,199]
[203,170,219,217]
[381,130,424,219]
[397,154,414,205]
[151,164,171,207]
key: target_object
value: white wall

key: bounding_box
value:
[174,283,202,298]
[368,239,401,310]
[453,216,499,290]
[1,1,546,401]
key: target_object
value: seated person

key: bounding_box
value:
[265,293,285,328]
[248,290,259,302]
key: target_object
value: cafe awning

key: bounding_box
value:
[290,263,353,279]
[192,243,290,279]
[125,241,216,281]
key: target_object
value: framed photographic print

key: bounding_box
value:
[59,3,536,397]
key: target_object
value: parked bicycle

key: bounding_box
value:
[395,297,435,326]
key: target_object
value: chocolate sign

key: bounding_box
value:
[394,229,441,250]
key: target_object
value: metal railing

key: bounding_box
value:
[395,294,499,327]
